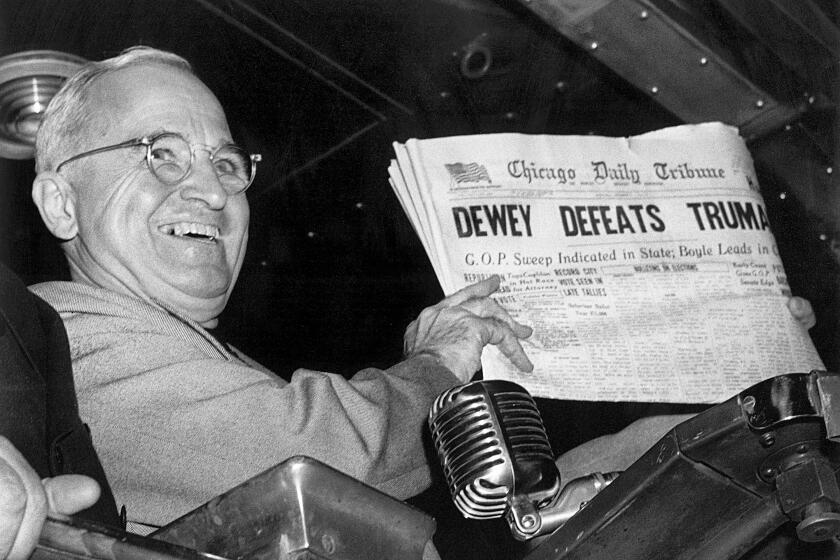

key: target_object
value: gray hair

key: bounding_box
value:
[35,46,194,173]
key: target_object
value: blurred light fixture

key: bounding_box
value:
[0,50,87,159]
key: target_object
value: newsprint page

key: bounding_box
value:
[389,122,824,403]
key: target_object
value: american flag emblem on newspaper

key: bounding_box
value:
[445,162,491,184]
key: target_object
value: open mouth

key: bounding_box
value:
[158,222,220,242]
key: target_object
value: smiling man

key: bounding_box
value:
[34,53,249,330]
[28,46,534,533]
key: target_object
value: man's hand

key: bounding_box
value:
[404,276,533,383]
[0,437,100,560]
[788,296,816,330]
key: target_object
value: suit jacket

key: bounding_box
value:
[31,279,461,529]
[0,263,119,526]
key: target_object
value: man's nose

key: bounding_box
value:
[178,155,227,209]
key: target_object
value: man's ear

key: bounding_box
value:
[32,172,78,241]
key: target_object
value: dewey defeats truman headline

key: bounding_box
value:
[453,200,770,238]
[451,160,770,238]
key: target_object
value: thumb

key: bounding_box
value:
[787,296,805,313]
[42,475,100,516]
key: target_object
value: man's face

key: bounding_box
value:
[63,64,250,327]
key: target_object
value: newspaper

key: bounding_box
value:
[389,122,824,403]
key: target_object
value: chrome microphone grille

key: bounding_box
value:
[430,381,547,519]
[495,391,554,462]
[430,381,567,538]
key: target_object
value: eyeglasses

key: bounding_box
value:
[55,132,262,194]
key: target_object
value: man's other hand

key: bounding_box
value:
[404,275,533,383]
[0,436,100,560]
[788,296,816,330]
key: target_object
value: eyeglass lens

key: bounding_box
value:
[149,134,254,191]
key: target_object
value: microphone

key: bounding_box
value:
[428,380,618,540]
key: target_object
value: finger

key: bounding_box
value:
[43,475,100,516]
[403,318,419,354]
[443,275,501,306]
[482,318,534,372]
[406,306,440,354]
[787,296,816,329]
[0,437,46,560]
[0,459,27,559]
[787,296,808,316]
[461,297,533,338]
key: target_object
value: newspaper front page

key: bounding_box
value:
[389,123,824,403]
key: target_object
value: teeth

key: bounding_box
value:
[160,222,219,240]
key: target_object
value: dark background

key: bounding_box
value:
[0,1,838,557]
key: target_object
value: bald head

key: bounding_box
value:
[36,46,193,174]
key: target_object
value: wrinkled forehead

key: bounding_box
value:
[88,63,231,144]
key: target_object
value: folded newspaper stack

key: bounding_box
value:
[389,122,824,402]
